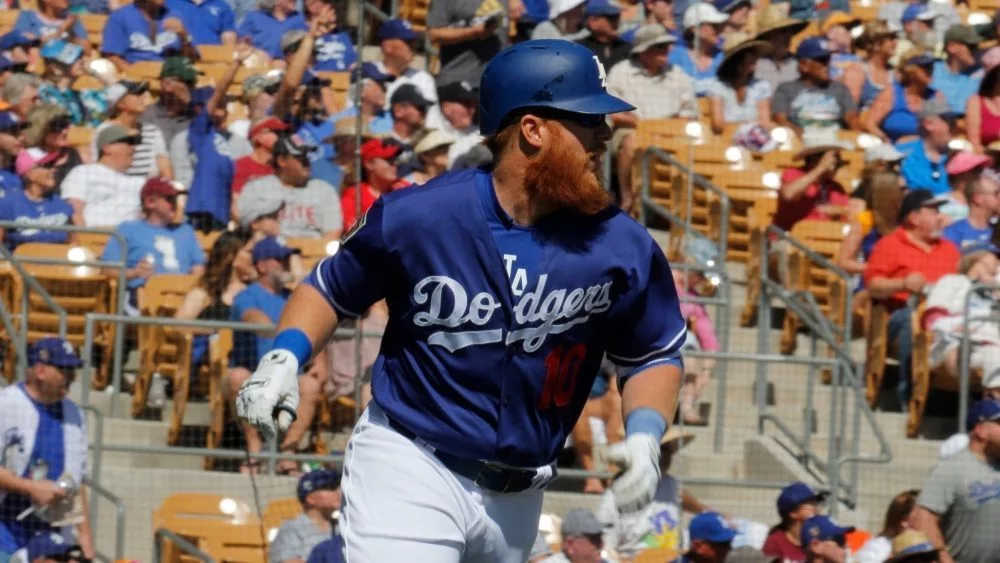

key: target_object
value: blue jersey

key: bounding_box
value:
[313,31,357,72]
[185,110,235,225]
[232,282,291,367]
[101,4,185,63]
[12,11,87,41]
[0,190,72,250]
[306,169,686,467]
[166,0,235,45]
[237,10,307,59]
[101,220,205,289]
[942,218,994,252]
[0,171,22,198]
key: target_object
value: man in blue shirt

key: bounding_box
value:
[101,178,205,314]
[165,0,237,46]
[0,151,72,250]
[101,0,200,69]
[942,154,998,251]
[302,0,356,72]
[932,24,984,115]
[0,338,94,561]
[899,97,952,195]
[0,113,26,198]
[237,0,307,60]
[683,512,736,563]
[669,3,727,97]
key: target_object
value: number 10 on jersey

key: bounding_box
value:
[538,344,587,410]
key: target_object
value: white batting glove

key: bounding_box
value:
[235,349,300,443]
[604,433,662,514]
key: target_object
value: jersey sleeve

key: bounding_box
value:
[605,241,686,384]
[305,197,390,320]
[101,11,129,57]
[100,229,123,263]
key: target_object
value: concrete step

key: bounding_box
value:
[91,419,202,471]
[72,385,213,427]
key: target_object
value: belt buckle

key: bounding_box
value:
[475,462,512,493]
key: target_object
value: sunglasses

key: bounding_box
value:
[48,118,71,133]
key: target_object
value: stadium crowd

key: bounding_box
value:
[0,0,998,560]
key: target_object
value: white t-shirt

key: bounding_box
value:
[854,535,891,563]
[239,175,343,238]
[60,163,146,227]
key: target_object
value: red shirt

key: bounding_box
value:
[773,168,850,232]
[862,227,960,308]
[232,156,273,195]
[340,183,379,231]
[762,530,805,562]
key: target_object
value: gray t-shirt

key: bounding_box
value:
[426,0,507,86]
[140,102,191,148]
[918,448,1000,563]
[267,514,332,563]
[239,175,343,239]
[754,57,799,92]
[771,79,857,130]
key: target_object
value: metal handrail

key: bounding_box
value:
[85,476,126,561]
[154,528,214,563]
[80,405,105,522]
[958,282,1000,433]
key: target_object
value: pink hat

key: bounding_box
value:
[983,46,1000,73]
[14,148,59,176]
[947,152,993,176]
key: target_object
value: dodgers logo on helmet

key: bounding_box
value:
[478,39,635,135]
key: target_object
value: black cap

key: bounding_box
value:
[390,84,432,109]
[897,188,949,223]
[437,80,478,103]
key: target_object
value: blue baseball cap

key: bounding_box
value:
[378,18,420,41]
[795,37,833,60]
[252,236,301,263]
[689,512,738,544]
[966,399,1000,431]
[40,39,84,66]
[0,30,40,51]
[902,3,937,24]
[777,482,828,515]
[0,56,24,72]
[28,338,83,369]
[0,111,26,133]
[800,515,854,550]
[297,469,341,502]
[714,0,750,13]
[26,532,83,561]
[357,62,394,85]
[586,0,622,16]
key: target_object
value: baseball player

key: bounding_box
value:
[236,38,687,562]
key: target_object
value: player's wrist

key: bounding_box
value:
[271,329,313,370]
[625,408,667,441]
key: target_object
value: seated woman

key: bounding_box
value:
[965,46,1000,154]
[864,48,947,144]
[13,0,92,57]
[17,104,83,187]
[854,489,920,563]
[841,22,897,109]
[706,33,773,135]
[37,39,107,127]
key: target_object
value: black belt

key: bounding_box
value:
[386,417,542,494]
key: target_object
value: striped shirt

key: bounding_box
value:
[59,163,146,227]
[91,121,169,178]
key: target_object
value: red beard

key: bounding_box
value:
[522,130,611,216]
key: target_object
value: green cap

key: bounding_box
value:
[160,57,202,83]
[944,24,983,46]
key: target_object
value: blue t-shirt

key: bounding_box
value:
[0,190,72,250]
[898,139,950,196]
[185,110,235,226]
[101,220,206,289]
[236,10,307,59]
[0,171,22,199]
[231,282,290,365]
[932,60,984,115]
[164,0,234,45]
[310,158,343,192]
[942,218,994,253]
[314,31,356,72]
[668,45,724,98]
[101,4,185,63]
[0,385,65,553]
[13,10,87,41]
[316,107,393,161]
[306,536,344,563]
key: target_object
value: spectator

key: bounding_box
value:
[686,512,737,563]
[619,0,680,43]
[894,4,941,57]
[236,183,284,240]
[854,489,921,563]
[0,338,94,560]
[607,24,696,211]
[37,40,104,128]
[237,0,307,60]
[848,146,906,218]
[269,470,342,563]
[376,19,441,129]
[762,482,827,560]
[577,0,630,70]
[898,97,952,195]
[388,84,430,147]
[800,515,853,563]
[939,152,994,223]
[61,125,146,227]
[941,153,998,250]
[822,12,860,81]
[25,531,88,563]
[0,113,26,196]
[340,139,401,229]
[752,5,808,91]
[671,3,727,97]
[317,118,371,190]
[142,57,200,147]
[20,104,82,189]
[707,33,773,134]
[772,37,860,136]
[232,117,288,196]
[772,130,852,232]
[225,236,324,473]
[529,532,554,563]
[426,0,505,86]
[306,535,346,563]
[301,1,355,72]
[837,170,904,288]
[883,530,940,563]
[93,81,171,179]
[879,0,959,53]
[323,303,387,422]
[101,0,198,69]
[101,178,205,313]
[238,134,343,239]
[965,46,1000,154]
[12,0,90,53]
[863,189,960,406]
[932,25,984,116]
[436,80,483,167]
[307,63,392,160]
[531,0,587,40]
[716,0,751,38]
[164,0,235,46]
[842,22,898,108]
[675,238,721,424]
[0,58,26,97]
[2,73,40,123]
[542,508,607,563]
[409,129,455,184]
[909,398,1000,563]
[228,72,281,139]
[0,31,41,67]
[0,151,70,250]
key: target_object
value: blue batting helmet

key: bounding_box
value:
[478,39,635,136]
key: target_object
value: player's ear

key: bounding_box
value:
[518,114,547,150]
